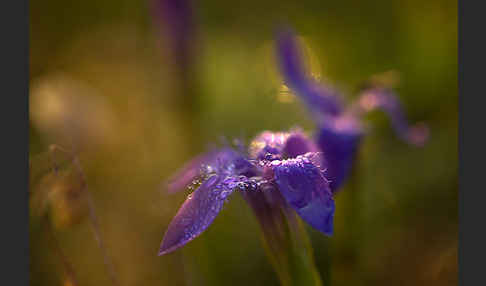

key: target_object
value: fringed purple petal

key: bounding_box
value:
[275,28,343,117]
[272,154,335,235]
[316,117,363,192]
[283,131,319,158]
[357,87,429,146]
[159,175,236,255]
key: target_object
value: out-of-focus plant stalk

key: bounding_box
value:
[32,145,121,286]
[44,216,80,286]
[70,155,120,286]
[338,150,363,285]
[152,0,200,115]
[86,194,120,286]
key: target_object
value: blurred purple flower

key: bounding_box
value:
[152,0,195,74]
[159,131,335,255]
[275,28,429,192]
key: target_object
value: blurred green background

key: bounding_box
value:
[29,0,457,285]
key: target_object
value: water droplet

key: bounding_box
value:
[219,190,230,199]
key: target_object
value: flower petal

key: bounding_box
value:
[275,28,308,89]
[272,154,335,235]
[159,174,236,255]
[249,131,290,160]
[316,117,362,192]
[283,131,319,158]
[166,148,253,193]
[357,87,429,146]
[210,148,255,176]
[275,28,343,117]
[165,152,214,193]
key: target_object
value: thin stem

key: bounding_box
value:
[243,190,323,286]
[71,156,120,286]
[340,151,362,285]
[85,193,120,286]
[284,209,324,286]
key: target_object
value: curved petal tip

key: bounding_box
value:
[273,154,335,235]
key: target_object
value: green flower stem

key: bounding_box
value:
[258,206,323,286]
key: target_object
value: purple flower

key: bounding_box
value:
[159,130,335,255]
[275,28,429,192]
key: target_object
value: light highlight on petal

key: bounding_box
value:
[275,28,343,117]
